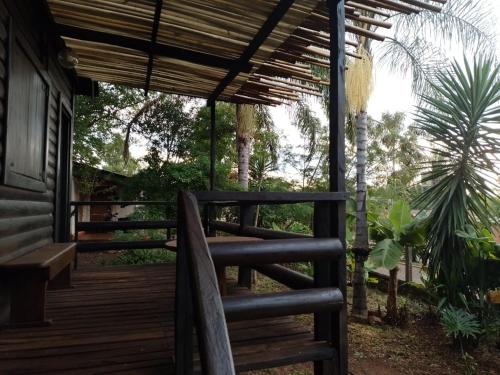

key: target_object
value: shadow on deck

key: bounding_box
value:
[1,264,315,374]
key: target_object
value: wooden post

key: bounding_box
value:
[175,201,194,375]
[207,101,217,236]
[238,204,255,288]
[209,101,216,191]
[319,1,347,374]
[73,206,79,270]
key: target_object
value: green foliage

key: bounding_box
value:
[109,249,176,266]
[370,239,404,270]
[250,106,280,189]
[100,134,140,176]
[368,200,426,270]
[440,306,481,341]
[289,100,328,189]
[367,113,425,201]
[414,56,500,305]
[109,228,176,265]
[126,95,194,162]
[74,84,142,167]
[454,225,500,332]
[379,0,496,97]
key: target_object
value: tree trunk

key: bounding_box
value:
[237,139,251,189]
[386,267,399,323]
[351,110,369,319]
[236,104,255,190]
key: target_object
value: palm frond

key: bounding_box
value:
[414,56,500,303]
[390,0,496,53]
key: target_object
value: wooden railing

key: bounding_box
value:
[176,192,235,375]
[176,191,348,374]
[70,201,176,267]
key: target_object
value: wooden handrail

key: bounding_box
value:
[210,238,344,266]
[70,201,172,206]
[175,191,347,373]
[176,192,235,375]
[194,191,349,204]
[76,220,176,231]
[211,220,311,239]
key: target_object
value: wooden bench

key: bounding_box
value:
[0,243,76,326]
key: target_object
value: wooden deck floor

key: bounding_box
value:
[0,264,320,374]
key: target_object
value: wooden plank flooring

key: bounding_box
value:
[0,264,322,374]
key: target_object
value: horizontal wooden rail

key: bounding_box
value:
[222,287,343,322]
[211,220,311,240]
[70,201,171,207]
[77,240,167,252]
[194,191,349,204]
[76,220,176,232]
[210,238,344,266]
[253,264,314,289]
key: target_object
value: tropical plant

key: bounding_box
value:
[414,56,500,306]
[368,200,426,322]
[455,225,500,335]
[342,0,496,321]
[441,305,481,343]
[250,105,281,225]
[290,100,328,189]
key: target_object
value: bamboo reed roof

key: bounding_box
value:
[47,0,447,105]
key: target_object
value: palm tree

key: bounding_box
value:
[346,0,496,320]
[414,57,499,305]
[236,104,257,190]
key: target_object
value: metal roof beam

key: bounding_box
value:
[144,0,163,96]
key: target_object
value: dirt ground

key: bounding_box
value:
[76,254,499,375]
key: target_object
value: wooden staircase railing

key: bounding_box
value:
[176,191,348,375]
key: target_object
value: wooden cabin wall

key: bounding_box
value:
[0,0,74,264]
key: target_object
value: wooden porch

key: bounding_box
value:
[0,263,326,374]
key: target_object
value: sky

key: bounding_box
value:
[270,1,500,166]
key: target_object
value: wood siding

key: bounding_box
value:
[0,0,73,263]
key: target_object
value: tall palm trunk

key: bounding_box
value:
[236,104,255,190]
[351,110,369,319]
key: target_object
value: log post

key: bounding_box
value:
[238,204,255,288]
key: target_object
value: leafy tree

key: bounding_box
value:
[414,57,499,306]
[74,84,142,166]
[124,94,194,163]
[367,112,425,201]
[100,134,140,177]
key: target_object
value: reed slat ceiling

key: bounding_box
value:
[47,0,446,105]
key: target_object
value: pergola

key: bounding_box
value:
[47,0,446,193]
[42,1,445,374]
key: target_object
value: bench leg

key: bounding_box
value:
[9,272,49,326]
[48,264,72,290]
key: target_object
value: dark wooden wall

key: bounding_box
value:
[0,0,74,264]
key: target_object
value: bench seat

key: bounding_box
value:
[0,243,76,326]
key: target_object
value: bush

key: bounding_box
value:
[109,249,176,265]
[440,306,481,346]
